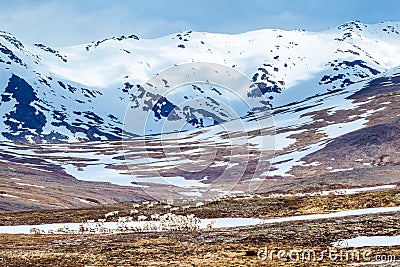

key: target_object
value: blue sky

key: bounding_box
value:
[1,0,399,46]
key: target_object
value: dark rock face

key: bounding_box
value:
[0,74,124,143]
[151,96,177,120]
[1,75,46,142]
[320,60,380,89]
[85,34,139,51]
[34,44,68,62]
[0,44,25,67]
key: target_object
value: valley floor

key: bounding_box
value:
[0,212,399,266]
[0,188,399,266]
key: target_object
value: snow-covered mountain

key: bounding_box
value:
[2,21,400,208]
[1,20,400,143]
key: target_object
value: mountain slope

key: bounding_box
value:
[0,63,400,206]
[1,21,400,142]
[1,21,400,208]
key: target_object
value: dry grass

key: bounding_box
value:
[0,211,400,266]
[1,189,399,226]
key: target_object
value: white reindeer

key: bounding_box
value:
[99,226,110,234]
[104,211,119,219]
[170,207,179,212]
[195,202,204,208]
[137,215,147,221]
[130,209,139,215]
[163,205,171,211]
[150,213,160,220]
[182,205,191,211]
[30,227,41,235]
[118,217,128,223]
[56,227,67,234]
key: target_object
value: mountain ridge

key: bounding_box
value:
[0,20,400,143]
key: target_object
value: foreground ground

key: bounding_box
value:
[0,188,399,266]
[0,212,399,266]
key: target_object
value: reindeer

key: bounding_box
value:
[137,215,147,221]
[170,207,179,212]
[163,205,172,212]
[130,209,139,215]
[150,213,160,220]
[206,219,216,230]
[99,226,110,234]
[182,205,191,211]
[195,202,205,208]
[78,223,89,234]
[30,227,41,235]
[56,227,67,234]
[104,211,119,219]
[118,217,128,223]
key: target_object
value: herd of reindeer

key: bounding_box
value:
[28,197,241,235]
